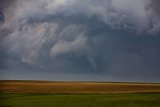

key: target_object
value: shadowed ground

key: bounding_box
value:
[0,93,160,107]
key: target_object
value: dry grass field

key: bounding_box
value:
[0,80,160,94]
[0,80,160,107]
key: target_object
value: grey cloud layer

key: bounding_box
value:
[0,0,160,82]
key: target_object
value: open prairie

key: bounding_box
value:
[0,80,160,94]
[0,93,160,107]
[0,80,160,107]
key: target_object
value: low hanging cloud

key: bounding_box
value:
[0,0,160,82]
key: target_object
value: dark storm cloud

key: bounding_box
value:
[0,0,160,82]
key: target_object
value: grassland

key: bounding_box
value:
[0,93,160,107]
[0,80,160,94]
[0,80,160,107]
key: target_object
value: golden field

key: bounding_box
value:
[0,80,160,94]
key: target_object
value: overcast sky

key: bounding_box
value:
[0,0,160,82]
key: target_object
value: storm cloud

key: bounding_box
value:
[0,0,160,82]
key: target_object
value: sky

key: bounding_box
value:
[0,0,160,82]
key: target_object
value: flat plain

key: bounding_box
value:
[1,80,160,94]
[0,80,160,107]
